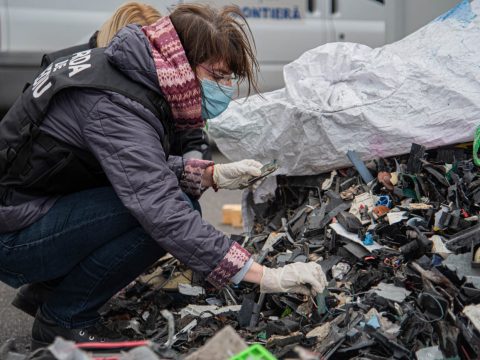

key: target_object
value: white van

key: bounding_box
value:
[0,0,387,109]
[0,0,458,109]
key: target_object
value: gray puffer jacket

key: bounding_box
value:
[0,25,251,287]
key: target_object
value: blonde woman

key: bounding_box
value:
[0,3,327,347]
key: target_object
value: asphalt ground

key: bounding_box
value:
[0,150,243,350]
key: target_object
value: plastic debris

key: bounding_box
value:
[369,282,411,303]
[184,326,247,360]
[179,305,241,319]
[178,284,206,297]
[362,232,374,246]
[331,262,351,280]
[415,346,444,360]
[305,323,331,340]
[463,304,480,332]
[230,344,276,360]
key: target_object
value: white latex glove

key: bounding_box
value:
[213,159,263,190]
[260,262,327,296]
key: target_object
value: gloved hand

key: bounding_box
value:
[213,159,263,190]
[260,262,327,296]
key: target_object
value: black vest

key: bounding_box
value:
[0,48,174,206]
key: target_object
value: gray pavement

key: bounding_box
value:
[0,289,33,351]
[0,150,242,349]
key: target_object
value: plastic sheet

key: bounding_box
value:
[210,0,480,175]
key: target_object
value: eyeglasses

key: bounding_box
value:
[198,64,237,84]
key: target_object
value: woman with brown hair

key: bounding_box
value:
[0,3,326,347]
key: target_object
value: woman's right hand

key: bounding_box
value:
[259,262,327,296]
[243,261,327,296]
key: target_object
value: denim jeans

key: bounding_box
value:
[0,187,199,328]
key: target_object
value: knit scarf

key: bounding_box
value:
[142,17,204,130]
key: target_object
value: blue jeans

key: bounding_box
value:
[0,187,199,328]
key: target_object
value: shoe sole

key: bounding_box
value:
[11,294,39,317]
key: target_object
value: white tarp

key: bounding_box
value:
[209,0,480,175]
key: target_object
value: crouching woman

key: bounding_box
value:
[0,3,326,347]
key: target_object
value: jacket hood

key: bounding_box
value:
[104,25,161,95]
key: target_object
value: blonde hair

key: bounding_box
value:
[96,2,161,47]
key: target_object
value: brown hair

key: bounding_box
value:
[97,2,161,47]
[169,4,259,96]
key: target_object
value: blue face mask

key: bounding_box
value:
[200,79,234,119]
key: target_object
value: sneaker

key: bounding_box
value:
[11,283,52,317]
[31,310,127,350]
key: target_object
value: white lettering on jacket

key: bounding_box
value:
[32,64,53,98]
[68,50,92,77]
[32,50,93,98]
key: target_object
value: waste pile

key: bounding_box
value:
[236,143,480,359]
[99,143,480,358]
[4,142,480,360]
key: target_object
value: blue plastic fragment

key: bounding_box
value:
[316,288,329,315]
[376,195,392,208]
[367,315,381,329]
[431,254,443,267]
[363,233,374,246]
[346,150,374,184]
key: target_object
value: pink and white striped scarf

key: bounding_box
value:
[142,17,204,130]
